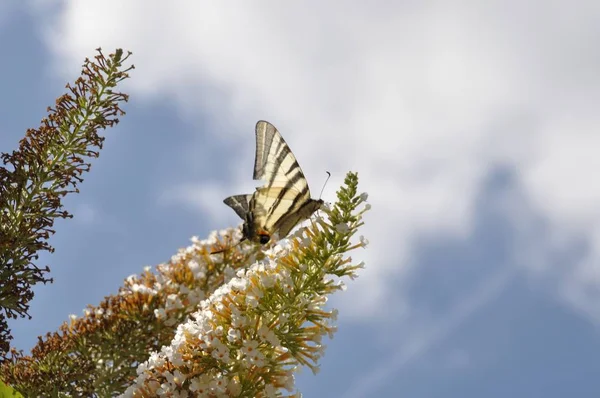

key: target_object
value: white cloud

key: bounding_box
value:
[343,266,515,397]
[158,182,232,225]
[33,1,600,325]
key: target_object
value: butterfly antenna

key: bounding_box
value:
[318,171,331,200]
[314,171,331,220]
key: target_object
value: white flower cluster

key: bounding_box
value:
[121,239,333,397]
[119,228,248,327]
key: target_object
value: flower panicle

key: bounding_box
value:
[0,48,133,359]
[1,228,257,396]
[123,172,369,397]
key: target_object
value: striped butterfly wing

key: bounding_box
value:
[223,195,252,220]
[250,121,323,241]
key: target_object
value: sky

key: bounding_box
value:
[2,1,600,396]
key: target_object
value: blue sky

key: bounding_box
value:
[3,1,600,397]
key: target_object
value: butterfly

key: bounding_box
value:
[223,120,323,246]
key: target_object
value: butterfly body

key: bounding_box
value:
[224,121,323,245]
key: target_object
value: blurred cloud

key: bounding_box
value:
[343,266,516,398]
[31,0,600,325]
[0,3,13,28]
[158,182,231,224]
[72,203,97,225]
